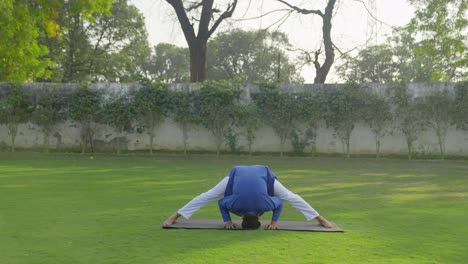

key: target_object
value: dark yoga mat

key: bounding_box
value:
[163,219,343,232]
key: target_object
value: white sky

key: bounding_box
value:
[130,0,415,83]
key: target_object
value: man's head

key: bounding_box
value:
[242,214,260,229]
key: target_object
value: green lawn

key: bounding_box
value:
[0,152,467,264]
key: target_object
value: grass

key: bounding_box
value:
[0,152,467,264]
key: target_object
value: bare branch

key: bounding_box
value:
[231,8,292,22]
[276,0,323,17]
[351,0,395,29]
[207,0,237,38]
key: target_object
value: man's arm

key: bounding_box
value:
[163,176,229,226]
[265,199,282,230]
[218,198,240,229]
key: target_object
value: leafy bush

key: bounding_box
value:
[169,89,198,155]
[194,80,241,156]
[0,84,33,152]
[133,80,169,154]
[68,85,103,154]
[103,95,135,155]
[387,83,426,160]
[254,83,300,156]
[31,86,66,152]
[319,83,366,158]
[362,89,393,158]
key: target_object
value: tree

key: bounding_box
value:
[0,0,114,82]
[276,0,336,83]
[319,83,366,158]
[337,45,396,83]
[420,90,454,159]
[194,80,241,156]
[388,83,426,160]
[362,90,393,158]
[165,0,238,82]
[207,29,303,83]
[40,0,149,82]
[103,95,135,155]
[406,0,467,81]
[389,28,434,83]
[0,84,32,152]
[133,80,168,154]
[143,43,190,83]
[68,86,103,154]
[169,89,198,155]
[31,87,66,152]
[254,83,301,156]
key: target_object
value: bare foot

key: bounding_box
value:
[316,216,333,228]
[163,212,181,227]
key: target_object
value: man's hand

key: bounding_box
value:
[163,212,181,227]
[316,216,333,228]
[224,221,240,229]
[265,221,279,230]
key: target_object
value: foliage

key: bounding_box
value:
[68,85,103,154]
[454,81,468,131]
[39,0,149,82]
[389,29,435,83]
[31,87,67,151]
[0,1,52,81]
[224,129,242,154]
[319,83,366,158]
[0,0,114,82]
[337,45,396,83]
[420,90,455,159]
[168,89,198,155]
[132,80,169,154]
[207,29,303,83]
[0,84,33,151]
[290,128,315,156]
[387,83,426,160]
[194,80,241,156]
[362,89,393,158]
[143,43,190,83]
[103,95,135,155]
[233,103,262,156]
[406,0,467,81]
[254,83,301,156]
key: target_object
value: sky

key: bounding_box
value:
[129,0,415,83]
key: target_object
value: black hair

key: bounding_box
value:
[242,214,261,229]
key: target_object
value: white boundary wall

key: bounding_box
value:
[0,82,467,156]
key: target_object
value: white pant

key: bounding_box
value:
[178,176,320,221]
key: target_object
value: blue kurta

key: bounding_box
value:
[218,165,283,222]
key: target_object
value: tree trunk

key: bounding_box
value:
[149,133,154,155]
[314,0,336,84]
[437,131,445,160]
[188,39,207,82]
[406,138,412,160]
[182,123,188,156]
[9,123,18,152]
[346,137,350,158]
[44,131,50,153]
[376,138,381,158]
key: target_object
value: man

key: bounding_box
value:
[164,165,333,230]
